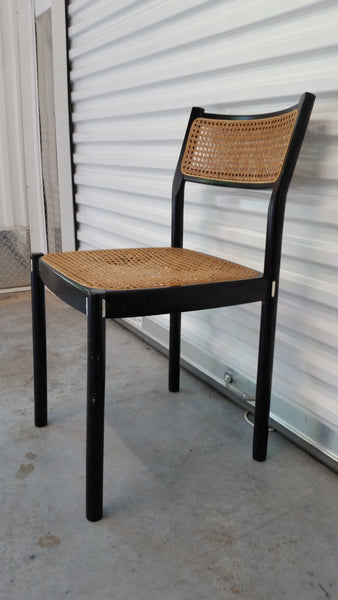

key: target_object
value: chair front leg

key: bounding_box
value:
[168,312,181,392]
[252,296,278,462]
[86,293,106,522]
[31,253,47,428]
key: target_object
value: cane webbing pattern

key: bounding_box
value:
[42,247,259,291]
[181,110,298,184]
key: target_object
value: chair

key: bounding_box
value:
[31,92,315,521]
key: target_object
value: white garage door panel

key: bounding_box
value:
[67,0,338,466]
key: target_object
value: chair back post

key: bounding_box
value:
[263,92,316,288]
[171,107,205,248]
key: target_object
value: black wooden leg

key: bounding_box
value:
[168,312,181,392]
[252,297,278,461]
[31,253,47,428]
[86,294,106,522]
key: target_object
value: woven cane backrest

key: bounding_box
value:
[181,109,298,186]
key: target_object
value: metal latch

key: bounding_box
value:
[224,370,255,402]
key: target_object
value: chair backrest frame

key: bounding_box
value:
[171,93,315,289]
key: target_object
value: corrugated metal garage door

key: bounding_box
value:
[67,0,338,467]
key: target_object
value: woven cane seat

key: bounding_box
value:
[181,110,298,184]
[42,247,259,291]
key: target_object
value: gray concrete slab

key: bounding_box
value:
[0,291,337,600]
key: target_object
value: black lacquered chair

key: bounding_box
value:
[31,92,315,521]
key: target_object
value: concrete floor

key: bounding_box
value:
[0,291,337,600]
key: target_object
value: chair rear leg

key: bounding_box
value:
[168,312,181,392]
[86,294,106,522]
[31,253,47,428]
[252,296,278,462]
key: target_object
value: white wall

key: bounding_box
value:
[0,1,29,229]
[0,0,46,254]
[0,0,75,257]
[35,0,51,17]
[34,0,75,251]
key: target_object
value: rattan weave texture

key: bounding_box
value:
[42,247,259,291]
[181,110,298,184]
